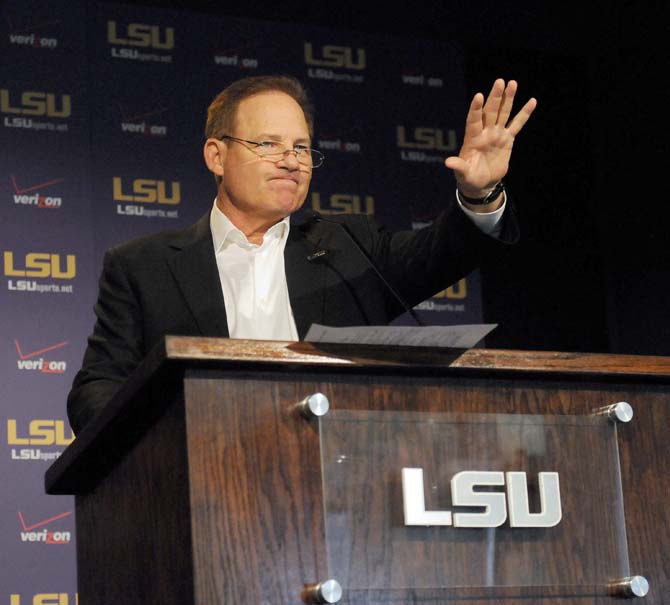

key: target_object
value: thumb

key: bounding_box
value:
[445,156,467,176]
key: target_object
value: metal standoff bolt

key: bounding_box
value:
[297,392,330,419]
[595,401,634,423]
[608,575,649,598]
[302,579,343,603]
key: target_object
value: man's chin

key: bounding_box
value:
[270,195,306,218]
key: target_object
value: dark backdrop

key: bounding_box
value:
[102,0,669,355]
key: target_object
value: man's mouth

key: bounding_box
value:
[271,175,299,185]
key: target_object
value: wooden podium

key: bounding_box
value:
[45,336,670,604]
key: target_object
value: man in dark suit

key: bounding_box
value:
[67,75,536,433]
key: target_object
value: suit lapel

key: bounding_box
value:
[285,218,327,340]
[166,212,328,341]
[167,213,230,338]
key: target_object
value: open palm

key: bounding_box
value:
[446,79,537,199]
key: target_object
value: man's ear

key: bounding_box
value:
[203,138,225,178]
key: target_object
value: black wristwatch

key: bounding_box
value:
[458,181,505,206]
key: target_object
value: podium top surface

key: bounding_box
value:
[162,336,670,378]
[45,337,670,495]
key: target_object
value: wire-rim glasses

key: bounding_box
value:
[219,135,325,168]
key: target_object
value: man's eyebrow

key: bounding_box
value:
[255,133,282,140]
[256,133,311,144]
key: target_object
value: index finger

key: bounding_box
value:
[462,92,485,142]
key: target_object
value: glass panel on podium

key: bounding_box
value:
[319,410,629,601]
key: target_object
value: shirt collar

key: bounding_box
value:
[210,200,291,252]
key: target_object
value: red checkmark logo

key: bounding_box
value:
[14,340,68,360]
[10,175,64,194]
[18,510,72,531]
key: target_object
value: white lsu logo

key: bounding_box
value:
[402,469,562,528]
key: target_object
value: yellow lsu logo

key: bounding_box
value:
[396,126,457,151]
[0,90,71,118]
[107,21,174,49]
[10,595,77,605]
[7,419,75,446]
[311,192,374,215]
[433,278,467,300]
[3,252,76,279]
[10,596,77,605]
[113,177,181,204]
[304,42,365,70]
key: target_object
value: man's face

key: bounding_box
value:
[217,91,312,226]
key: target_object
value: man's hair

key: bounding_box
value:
[205,75,314,140]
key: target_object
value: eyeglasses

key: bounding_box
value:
[219,135,325,168]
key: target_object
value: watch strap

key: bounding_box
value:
[458,181,505,206]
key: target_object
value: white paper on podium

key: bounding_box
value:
[304,323,497,348]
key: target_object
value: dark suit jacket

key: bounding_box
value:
[67,200,518,432]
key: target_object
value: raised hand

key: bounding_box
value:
[445,79,537,202]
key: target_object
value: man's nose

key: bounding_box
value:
[278,149,301,169]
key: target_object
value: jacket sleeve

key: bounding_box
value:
[367,194,519,317]
[67,247,145,434]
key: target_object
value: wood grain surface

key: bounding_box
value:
[44,337,670,604]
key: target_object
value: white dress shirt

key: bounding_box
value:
[456,189,506,236]
[210,203,298,340]
[209,196,506,340]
